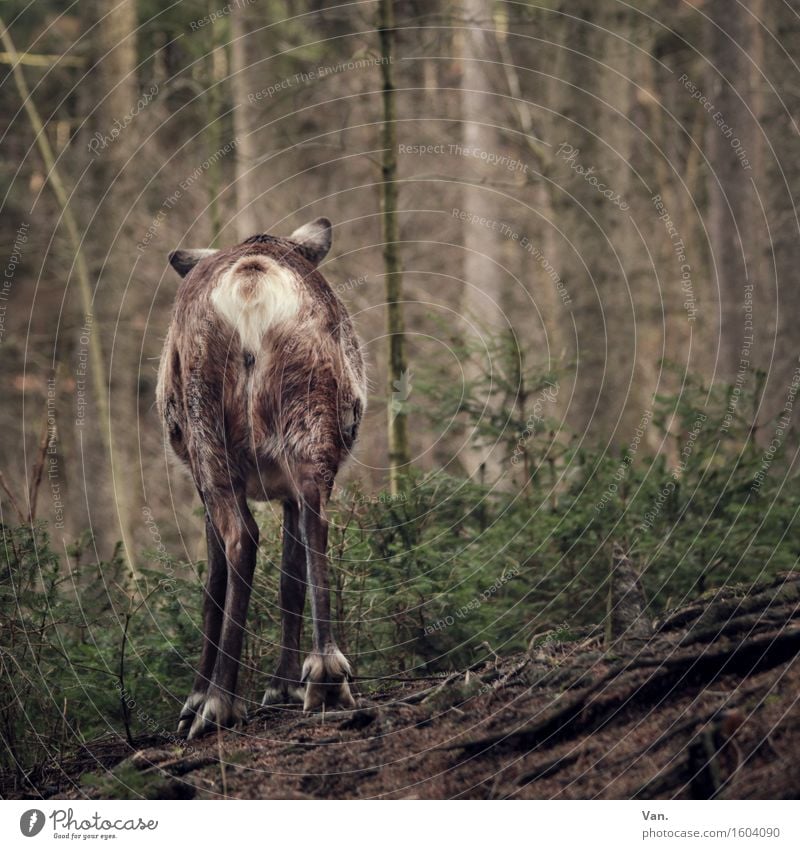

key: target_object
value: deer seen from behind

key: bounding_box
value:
[156,217,366,740]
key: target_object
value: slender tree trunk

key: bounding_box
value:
[747,0,767,299]
[379,0,410,494]
[230,2,259,240]
[545,0,639,440]
[706,0,750,382]
[460,0,505,338]
[82,0,140,573]
[761,1,800,435]
[205,17,226,246]
[458,0,507,480]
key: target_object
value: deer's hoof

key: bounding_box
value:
[176,691,206,737]
[186,691,244,740]
[261,679,305,706]
[301,648,356,712]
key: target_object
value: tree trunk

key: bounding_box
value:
[230,2,260,240]
[205,18,226,246]
[545,0,640,440]
[706,0,750,383]
[758,1,800,436]
[458,0,508,480]
[379,0,410,494]
[82,0,140,571]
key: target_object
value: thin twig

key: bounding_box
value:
[217,728,228,797]
[350,673,454,683]
[119,613,133,745]
[0,471,26,523]
[28,397,52,522]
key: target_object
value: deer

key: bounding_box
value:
[156,217,366,740]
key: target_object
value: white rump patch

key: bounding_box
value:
[210,255,300,352]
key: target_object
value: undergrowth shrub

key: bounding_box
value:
[0,526,198,790]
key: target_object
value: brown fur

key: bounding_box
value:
[158,220,365,739]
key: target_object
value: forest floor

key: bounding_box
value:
[8,572,800,800]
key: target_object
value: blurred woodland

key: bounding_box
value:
[2,0,800,790]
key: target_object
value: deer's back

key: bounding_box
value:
[157,237,366,496]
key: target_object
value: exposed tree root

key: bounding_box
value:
[454,624,800,758]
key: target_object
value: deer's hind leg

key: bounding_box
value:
[262,500,307,705]
[187,489,258,740]
[296,471,356,712]
[177,511,228,736]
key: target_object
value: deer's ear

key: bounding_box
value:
[289,217,332,265]
[168,249,218,278]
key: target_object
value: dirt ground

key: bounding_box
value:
[7,573,800,800]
